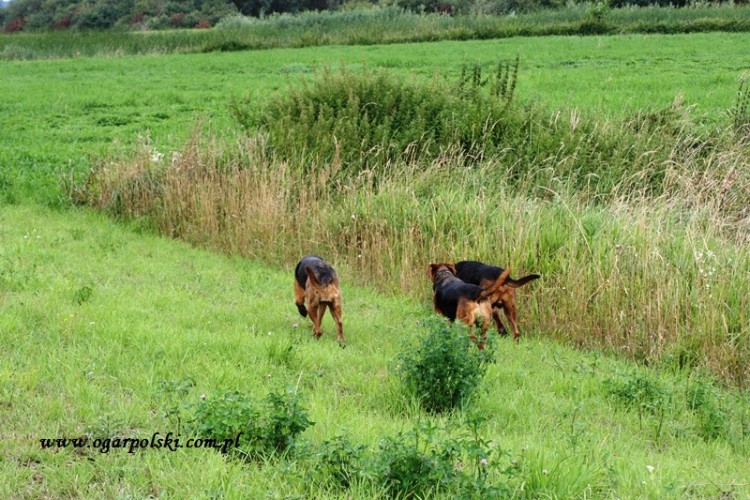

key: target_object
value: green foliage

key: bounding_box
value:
[72,284,93,305]
[4,6,750,57]
[316,433,367,489]
[398,318,492,414]
[604,370,670,437]
[241,62,521,175]
[373,418,513,498]
[731,75,750,140]
[262,387,314,453]
[189,387,313,457]
[686,376,727,440]
[580,1,613,34]
[190,390,261,447]
[374,422,462,498]
[240,62,703,196]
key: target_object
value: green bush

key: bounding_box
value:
[236,61,520,176]
[374,422,461,498]
[316,433,367,489]
[233,63,696,198]
[398,318,493,414]
[373,418,512,498]
[686,377,727,440]
[604,370,670,437]
[189,387,313,458]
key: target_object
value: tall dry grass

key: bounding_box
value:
[74,121,750,387]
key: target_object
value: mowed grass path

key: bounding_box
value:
[2,204,749,498]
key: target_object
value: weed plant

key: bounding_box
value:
[235,61,519,175]
[189,387,313,458]
[398,318,493,414]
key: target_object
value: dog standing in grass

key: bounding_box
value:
[429,262,510,349]
[455,260,539,342]
[294,255,344,345]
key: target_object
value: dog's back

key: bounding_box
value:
[456,260,539,288]
[295,255,338,289]
[432,272,484,322]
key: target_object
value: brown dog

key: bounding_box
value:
[429,262,510,348]
[455,260,539,341]
[294,255,344,345]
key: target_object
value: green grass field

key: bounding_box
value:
[3,32,749,206]
[2,29,750,497]
[2,204,748,497]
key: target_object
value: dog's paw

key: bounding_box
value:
[338,341,347,349]
[296,304,308,317]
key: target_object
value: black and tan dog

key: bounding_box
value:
[429,262,510,349]
[455,260,539,342]
[294,255,344,345]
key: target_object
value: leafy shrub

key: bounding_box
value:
[316,433,367,489]
[398,318,493,414]
[373,417,512,498]
[233,63,692,197]
[262,387,314,453]
[604,370,670,437]
[686,377,727,440]
[190,390,261,446]
[189,387,313,458]
[374,422,460,498]
[235,61,520,176]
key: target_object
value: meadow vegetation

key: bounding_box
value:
[2,205,749,497]
[77,63,750,389]
[2,5,750,60]
[2,26,750,497]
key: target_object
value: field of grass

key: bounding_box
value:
[2,32,749,206]
[2,204,749,497]
[2,28,750,497]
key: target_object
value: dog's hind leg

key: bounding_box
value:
[492,307,508,336]
[329,298,345,346]
[314,302,328,338]
[294,280,307,317]
[501,302,521,341]
[307,301,322,338]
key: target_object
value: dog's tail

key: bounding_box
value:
[507,274,540,288]
[305,266,321,287]
[479,268,511,300]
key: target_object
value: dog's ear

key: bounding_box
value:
[305,265,321,287]
[428,263,438,279]
[446,263,457,275]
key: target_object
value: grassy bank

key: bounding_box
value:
[76,113,750,388]
[1,204,748,497]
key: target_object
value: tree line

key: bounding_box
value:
[1,0,741,33]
